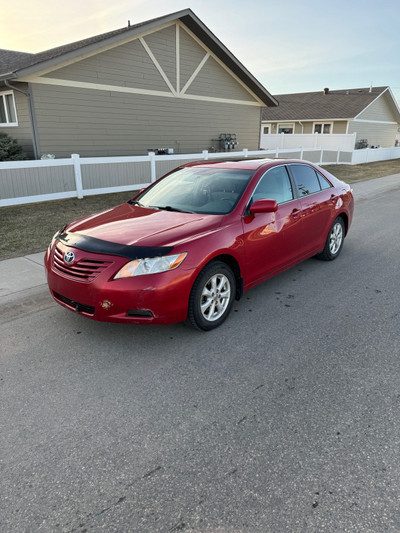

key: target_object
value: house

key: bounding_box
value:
[261,87,400,149]
[0,9,277,160]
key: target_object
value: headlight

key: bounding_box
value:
[114,253,187,279]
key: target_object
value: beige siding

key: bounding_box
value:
[186,56,256,101]
[32,83,260,157]
[0,84,34,157]
[144,25,176,87]
[348,120,397,147]
[357,91,398,122]
[179,27,209,89]
[47,39,169,93]
[332,121,348,134]
[28,22,262,158]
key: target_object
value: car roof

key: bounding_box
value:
[182,158,312,171]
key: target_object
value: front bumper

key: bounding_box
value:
[44,242,195,325]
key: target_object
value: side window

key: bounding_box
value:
[317,172,332,190]
[290,164,321,196]
[0,91,18,126]
[252,166,294,204]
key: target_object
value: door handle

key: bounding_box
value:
[291,208,301,218]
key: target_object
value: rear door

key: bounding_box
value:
[288,164,337,255]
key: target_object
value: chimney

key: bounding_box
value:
[323,87,329,95]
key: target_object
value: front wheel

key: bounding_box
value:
[316,217,345,261]
[187,261,236,331]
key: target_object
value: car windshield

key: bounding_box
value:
[136,167,255,215]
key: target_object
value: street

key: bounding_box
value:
[1,185,400,532]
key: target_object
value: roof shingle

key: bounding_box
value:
[262,87,389,121]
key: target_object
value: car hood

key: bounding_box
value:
[65,203,222,248]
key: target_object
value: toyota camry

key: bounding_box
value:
[44,159,354,330]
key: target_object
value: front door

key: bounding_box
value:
[242,165,303,287]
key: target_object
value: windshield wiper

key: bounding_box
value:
[128,200,144,206]
[149,205,194,213]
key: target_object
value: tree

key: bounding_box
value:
[0,132,27,161]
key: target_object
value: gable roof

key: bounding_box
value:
[0,49,35,72]
[0,9,277,107]
[261,86,393,121]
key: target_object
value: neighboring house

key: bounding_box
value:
[261,87,400,149]
[0,9,277,159]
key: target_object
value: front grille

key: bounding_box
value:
[54,292,95,315]
[53,245,112,282]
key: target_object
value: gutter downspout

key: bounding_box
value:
[298,121,304,134]
[5,79,40,159]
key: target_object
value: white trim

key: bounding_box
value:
[177,22,263,106]
[0,191,77,207]
[180,52,210,95]
[176,24,180,94]
[313,121,333,134]
[353,88,390,119]
[139,36,177,96]
[30,76,260,106]
[388,86,400,116]
[277,123,295,134]
[0,90,18,127]
[262,118,353,124]
[351,118,398,125]
[18,19,263,107]
[178,92,259,106]
[29,76,176,99]
[17,21,178,80]
[262,124,272,134]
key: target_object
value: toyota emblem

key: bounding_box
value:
[64,251,75,264]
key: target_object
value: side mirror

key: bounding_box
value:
[249,199,278,214]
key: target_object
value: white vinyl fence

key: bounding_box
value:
[260,132,357,151]
[1,147,400,207]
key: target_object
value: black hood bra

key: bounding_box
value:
[57,232,173,261]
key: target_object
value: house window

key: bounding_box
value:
[0,91,18,126]
[263,125,271,134]
[313,122,332,134]
[278,123,294,134]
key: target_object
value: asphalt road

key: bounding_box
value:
[1,186,400,532]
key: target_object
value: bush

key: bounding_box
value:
[0,132,27,161]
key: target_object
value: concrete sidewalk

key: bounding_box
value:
[0,252,47,305]
[1,173,399,306]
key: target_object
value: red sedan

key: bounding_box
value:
[44,159,354,330]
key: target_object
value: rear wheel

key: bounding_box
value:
[187,261,236,331]
[316,217,345,261]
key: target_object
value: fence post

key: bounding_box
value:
[275,147,279,157]
[202,150,209,160]
[336,148,340,164]
[148,151,156,182]
[319,149,324,164]
[300,147,303,160]
[243,148,248,158]
[71,154,83,199]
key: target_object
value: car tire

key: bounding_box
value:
[187,261,236,331]
[316,216,345,261]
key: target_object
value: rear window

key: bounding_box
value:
[290,164,321,196]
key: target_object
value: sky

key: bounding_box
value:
[1,0,400,103]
